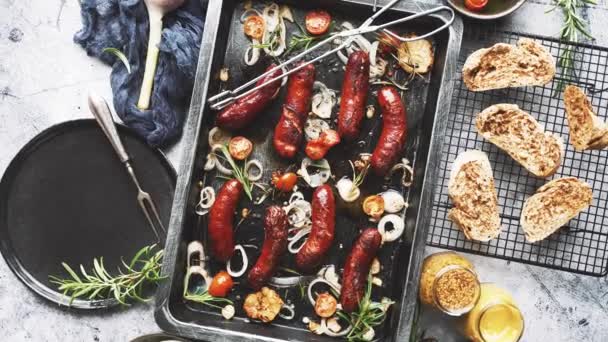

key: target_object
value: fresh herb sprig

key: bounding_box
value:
[350,160,370,192]
[218,145,254,200]
[337,275,394,341]
[286,22,334,55]
[49,244,164,305]
[102,47,131,74]
[549,0,596,92]
[183,290,233,309]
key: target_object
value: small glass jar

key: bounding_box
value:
[463,283,525,342]
[419,252,481,316]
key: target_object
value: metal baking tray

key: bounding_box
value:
[155,0,462,341]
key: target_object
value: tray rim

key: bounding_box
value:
[154,0,463,340]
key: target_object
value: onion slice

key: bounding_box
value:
[311,82,336,119]
[227,245,248,278]
[381,190,406,214]
[279,303,296,320]
[307,278,341,306]
[195,186,216,216]
[245,160,263,181]
[378,214,405,242]
[304,118,331,141]
[208,127,231,147]
[288,226,311,254]
[298,158,331,188]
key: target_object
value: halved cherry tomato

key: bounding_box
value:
[305,129,340,160]
[272,171,298,192]
[305,10,331,35]
[208,271,234,297]
[229,136,253,161]
[362,195,385,219]
[464,0,488,12]
[244,15,265,40]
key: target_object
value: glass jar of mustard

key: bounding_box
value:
[463,283,525,342]
[419,252,481,316]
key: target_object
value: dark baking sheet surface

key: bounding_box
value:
[0,119,175,308]
[155,0,462,341]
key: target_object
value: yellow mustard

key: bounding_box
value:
[463,283,524,342]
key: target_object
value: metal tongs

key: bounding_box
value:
[208,0,455,110]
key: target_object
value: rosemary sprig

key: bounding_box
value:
[49,244,164,305]
[102,47,131,74]
[218,145,254,200]
[286,22,333,55]
[549,0,596,92]
[337,275,394,342]
[183,290,233,309]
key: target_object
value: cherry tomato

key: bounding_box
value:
[229,136,253,161]
[362,195,385,219]
[314,292,337,318]
[305,10,331,35]
[272,172,298,192]
[244,15,265,40]
[464,0,488,12]
[208,271,234,297]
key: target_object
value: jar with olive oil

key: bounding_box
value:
[419,252,481,316]
[463,283,524,342]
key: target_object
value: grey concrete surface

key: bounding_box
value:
[1,0,607,341]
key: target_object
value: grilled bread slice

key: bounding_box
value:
[448,150,502,242]
[521,177,593,242]
[476,104,564,178]
[463,38,555,91]
[563,85,608,150]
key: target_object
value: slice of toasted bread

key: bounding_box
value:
[448,150,502,242]
[476,104,564,178]
[563,85,608,151]
[463,38,556,92]
[521,177,593,242]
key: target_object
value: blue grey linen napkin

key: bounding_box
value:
[75,0,206,147]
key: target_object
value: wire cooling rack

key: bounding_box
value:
[426,25,608,277]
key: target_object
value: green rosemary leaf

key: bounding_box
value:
[62,262,81,282]
[102,47,131,74]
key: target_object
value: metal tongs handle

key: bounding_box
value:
[207,2,454,110]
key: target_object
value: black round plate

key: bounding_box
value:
[0,119,175,309]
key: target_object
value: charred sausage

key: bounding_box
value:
[273,63,316,158]
[296,184,335,272]
[247,206,289,290]
[337,51,370,141]
[340,228,382,313]
[216,65,283,131]
[371,86,408,176]
[208,179,243,262]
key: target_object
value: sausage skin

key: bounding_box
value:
[337,51,370,141]
[296,184,335,272]
[208,179,243,262]
[216,65,283,131]
[273,63,316,158]
[247,206,289,290]
[340,228,382,313]
[370,86,408,175]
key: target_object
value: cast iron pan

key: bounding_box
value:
[0,119,176,309]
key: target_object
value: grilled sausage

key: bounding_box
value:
[340,228,382,313]
[247,206,289,290]
[216,65,283,131]
[296,184,335,272]
[371,86,408,175]
[208,179,243,262]
[273,63,316,158]
[337,51,370,141]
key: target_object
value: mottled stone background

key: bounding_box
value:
[1,0,607,341]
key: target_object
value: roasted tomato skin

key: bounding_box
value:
[272,172,298,192]
[244,15,265,40]
[464,0,488,12]
[208,271,234,297]
[229,136,253,160]
[305,10,332,35]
